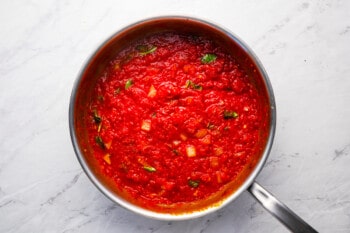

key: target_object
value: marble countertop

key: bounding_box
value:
[1,0,349,232]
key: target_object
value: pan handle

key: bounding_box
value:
[248,182,318,233]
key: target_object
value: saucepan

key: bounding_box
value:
[69,16,317,232]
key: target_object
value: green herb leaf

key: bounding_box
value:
[114,87,121,95]
[172,149,179,155]
[137,45,157,55]
[223,110,238,119]
[185,80,202,91]
[201,53,217,64]
[185,80,192,88]
[93,110,102,124]
[136,45,148,52]
[192,83,202,90]
[95,136,105,149]
[143,165,156,172]
[188,180,200,188]
[125,79,133,90]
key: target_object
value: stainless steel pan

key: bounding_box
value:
[69,16,317,232]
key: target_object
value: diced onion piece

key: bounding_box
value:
[199,135,211,144]
[195,129,207,138]
[180,134,187,141]
[103,153,111,165]
[148,85,157,98]
[210,157,219,167]
[214,147,223,156]
[186,145,196,157]
[173,140,181,146]
[235,151,245,157]
[141,120,151,131]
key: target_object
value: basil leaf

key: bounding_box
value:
[137,45,157,55]
[143,165,156,172]
[201,53,217,64]
[93,110,102,124]
[192,83,202,90]
[125,79,133,90]
[188,180,200,188]
[223,110,238,119]
[185,80,202,91]
[95,136,105,149]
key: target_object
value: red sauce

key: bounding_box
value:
[87,32,264,211]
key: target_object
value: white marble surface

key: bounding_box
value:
[0,0,349,232]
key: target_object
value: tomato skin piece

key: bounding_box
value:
[86,32,264,210]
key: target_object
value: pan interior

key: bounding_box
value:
[70,17,275,218]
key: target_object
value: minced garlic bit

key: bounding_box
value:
[141,120,151,131]
[186,145,196,157]
[148,85,157,98]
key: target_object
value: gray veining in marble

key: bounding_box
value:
[1,0,349,232]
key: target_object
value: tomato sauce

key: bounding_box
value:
[86,32,264,211]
